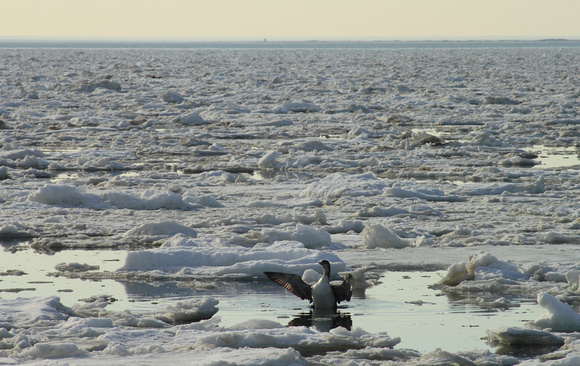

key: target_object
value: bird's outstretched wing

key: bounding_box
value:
[264,271,312,302]
[332,273,354,304]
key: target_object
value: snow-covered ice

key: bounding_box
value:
[1,43,580,364]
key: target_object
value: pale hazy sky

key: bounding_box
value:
[1,0,579,40]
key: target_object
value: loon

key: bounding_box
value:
[265,260,354,308]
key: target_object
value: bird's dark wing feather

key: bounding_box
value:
[264,272,312,301]
[332,273,354,303]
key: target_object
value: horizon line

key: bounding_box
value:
[2,36,580,43]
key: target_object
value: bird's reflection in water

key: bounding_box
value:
[287,308,352,332]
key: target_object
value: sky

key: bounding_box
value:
[1,0,579,40]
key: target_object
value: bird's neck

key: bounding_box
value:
[319,271,330,282]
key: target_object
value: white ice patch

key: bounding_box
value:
[28,185,195,210]
[566,270,580,293]
[470,131,505,147]
[356,206,411,217]
[532,292,580,332]
[124,221,198,241]
[0,222,36,238]
[10,155,50,169]
[301,172,388,201]
[67,79,122,93]
[439,252,527,286]
[0,148,45,161]
[118,240,348,279]
[419,349,493,366]
[454,177,545,196]
[257,150,280,167]
[520,355,580,366]
[161,91,185,104]
[103,190,195,210]
[46,149,137,171]
[193,326,399,354]
[228,319,284,330]
[279,101,322,113]
[156,297,219,325]
[184,347,307,366]
[18,343,88,359]
[384,186,464,202]
[294,140,331,152]
[28,185,96,207]
[254,208,327,226]
[172,112,208,125]
[324,220,365,234]
[0,297,75,328]
[301,268,322,284]
[183,194,224,208]
[361,224,413,249]
[256,224,333,249]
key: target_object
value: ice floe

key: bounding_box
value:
[28,185,195,210]
[117,240,348,279]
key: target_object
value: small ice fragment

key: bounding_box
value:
[420,349,476,365]
[439,252,499,286]
[156,297,218,325]
[137,318,169,328]
[0,166,7,180]
[295,140,330,152]
[68,80,121,93]
[483,96,519,105]
[258,150,280,167]
[172,112,207,125]
[20,342,88,359]
[302,268,321,284]
[184,194,224,208]
[102,343,130,355]
[566,270,580,293]
[54,263,100,272]
[0,222,36,238]
[439,262,474,286]
[228,319,283,330]
[161,91,185,103]
[487,327,564,346]
[282,101,321,113]
[470,132,504,147]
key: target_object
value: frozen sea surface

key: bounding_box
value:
[1,46,580,365]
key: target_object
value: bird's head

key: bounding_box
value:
[318,260,331,275]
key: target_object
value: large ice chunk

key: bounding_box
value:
[532,292,580,332]
[117,240,347,279]
[0,297,76,328]
[361,224,410,249]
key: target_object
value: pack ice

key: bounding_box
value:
[1,45,580,365]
